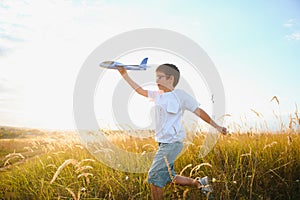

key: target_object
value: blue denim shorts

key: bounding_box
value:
[147,141,183,188]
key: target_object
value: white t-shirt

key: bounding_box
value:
[148,89,200,143]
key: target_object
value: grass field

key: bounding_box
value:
[0,125,299,200]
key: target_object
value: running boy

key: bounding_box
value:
[118,63,227,199]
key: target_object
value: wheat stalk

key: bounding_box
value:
[4,151,25,160]
[65,187,77,200]
[50,159,78,184]
[179,164,192,176]
[250,109,263,118]
[3,151,25,166]
[164,156,174,180]
[189,163,212,177]
[263,141,278,150]
[75,166,93,174]
[77,173,93,185]
[183,188,190,200]
[271,96,280,104]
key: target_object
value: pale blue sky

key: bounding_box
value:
[0,0,299,130]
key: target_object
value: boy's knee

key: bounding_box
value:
[150,183,162,189]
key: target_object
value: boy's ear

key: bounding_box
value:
[169,75,175,83]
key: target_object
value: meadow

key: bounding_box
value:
[0,124,299,200]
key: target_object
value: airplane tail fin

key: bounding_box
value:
[140,57,148,65]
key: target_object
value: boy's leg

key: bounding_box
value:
[150,184,163,200]
[173,175,201,188]
[174,175,213,198]
[148,142,183,199]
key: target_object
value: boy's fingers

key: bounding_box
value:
[118,67,127,75]
[223,127,227,135]
[219,127,227,135]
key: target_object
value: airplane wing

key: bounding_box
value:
[99,58,150,70]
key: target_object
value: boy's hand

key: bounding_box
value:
[217,126,227,135]
[118,67,127,77]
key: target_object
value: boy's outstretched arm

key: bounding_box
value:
[118,68,148,97]
[194,107,227,135]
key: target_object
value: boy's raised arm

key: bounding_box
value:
[118,68,148,97]
[194,107,227,135]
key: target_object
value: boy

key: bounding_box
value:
[118,63,227,199]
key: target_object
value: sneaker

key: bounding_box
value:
[198,176,213,198]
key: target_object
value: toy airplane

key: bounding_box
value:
[99,57,150,70]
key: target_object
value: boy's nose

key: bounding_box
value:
[156,80,163,85]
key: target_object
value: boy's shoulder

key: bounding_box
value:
[173,89,196,101]
[173,89,188,96]
[173,89,199,111]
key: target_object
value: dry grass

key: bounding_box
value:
[0,103,299,199]
[0,128,299,199]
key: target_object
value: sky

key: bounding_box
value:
[0,0,299,131]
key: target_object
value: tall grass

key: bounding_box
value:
[0,129,299,199]
[1,101,299,199]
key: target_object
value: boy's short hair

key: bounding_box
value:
[156,64,180,87]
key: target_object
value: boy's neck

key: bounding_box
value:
[161,88,174,93]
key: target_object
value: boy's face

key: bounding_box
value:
[156,71,174,92]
